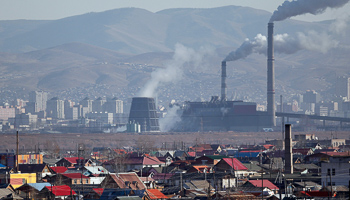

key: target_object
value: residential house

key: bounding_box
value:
[49,166,67,174]
[57,173,90,185]
[9,173,36,189]
[38,185,76,199]
[193,155,226,166]
[186,166,211,174]
[144,189,168,200]
[55,157,93,168]
[214,158,248,177]
[242,179,279,195]
[17,164,51,181]
[321,155,350,186]
[0,188,22,200]
[15,182,51,199]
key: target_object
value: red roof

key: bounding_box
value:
[92,188,104,196]
[188,152,196,157]
[62,173,89,179]
[222,158,248,170]
[46,185,76,196]
[114,149,127,155]
[301,191,335,197]
[143,156,165,165]
[263,144,274,150]
[248,180,279,190]
[50,166,68,174]
[146,189,168,199]
[64,157,84,164]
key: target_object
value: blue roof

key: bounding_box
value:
[236,152,259,158]
[0,164,6,168]
[28,183,51,191]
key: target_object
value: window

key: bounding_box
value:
[74,179,77,184]
[86,179,88,184]
[327,168,335,176]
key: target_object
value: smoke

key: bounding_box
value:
[159,105,182,132]
[270,0,349,22]
[224,30,338,62]
[224,34,266,62]
[138,43,214,97]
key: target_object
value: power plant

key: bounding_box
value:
[130,23,278,132]
[172,23,277,132]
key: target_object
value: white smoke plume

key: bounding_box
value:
[138,43,213,97]
[270,0,350,22]
[159,105,182,132]
[224,31,338,62]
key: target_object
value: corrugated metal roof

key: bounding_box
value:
[46,185,76,196]
[27,183,51,191]
[50,166,68,174]
[248,180,279,190]
[222,158,248,170]
[146,189,168,199]
[85,166,108,174]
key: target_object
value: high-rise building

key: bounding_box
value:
[92,97,106,113]
[104,97,123,113]
[303,90,321,104]
[79,97,93,113]
[336,76,350,100]
[29,91,48,112]
[46,97,64,119]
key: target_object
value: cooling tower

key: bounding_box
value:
[128,97,160,132]
[267,23,276,127]
[221,61,227,101]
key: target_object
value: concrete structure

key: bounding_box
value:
[285,124,293,174]
[267,23,276,127]
[303,90,321,104]
[80,97,93,113]
[0,106,16,121]
[104,97,123,113]
[321,156,350,186]
[92,97,106,113]
[129,97,160,132]
[221,61,227,101]
[86,112,113,125]
[14,113,38,128]
[46,97,65,119]
[336,76,350,100]
[29,91,48,112]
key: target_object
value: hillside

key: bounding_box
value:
[0,6,349,105]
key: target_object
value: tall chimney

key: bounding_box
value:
[221,61,227,101]
[267,23,276,126]
[284,124,293,174]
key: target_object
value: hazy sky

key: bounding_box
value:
[1,0,349,22]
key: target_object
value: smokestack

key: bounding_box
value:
[284,124,293,174]
[221,61,227,101]
[267,23,276,126]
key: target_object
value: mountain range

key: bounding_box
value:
[0,6,349,105]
